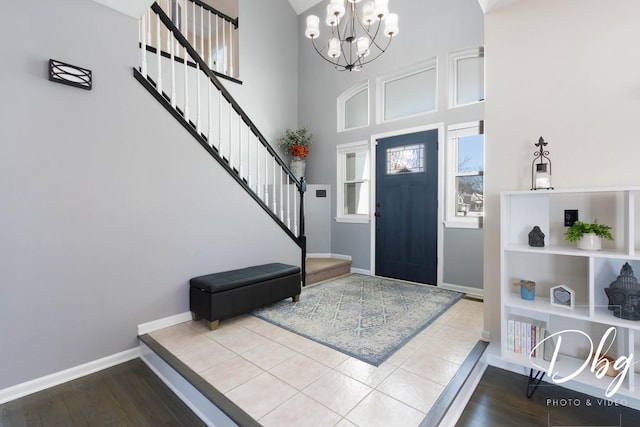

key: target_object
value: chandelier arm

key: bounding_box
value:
[355,35,393,67]
[360,19,386,52]
[310,37,348,70]
[333,11,351,66]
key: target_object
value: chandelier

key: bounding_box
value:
[304,0,399,72]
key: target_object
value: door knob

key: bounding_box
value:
[374,212,382,217]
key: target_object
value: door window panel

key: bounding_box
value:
[386,144,425,174]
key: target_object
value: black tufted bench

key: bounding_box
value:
[189,263,301,330]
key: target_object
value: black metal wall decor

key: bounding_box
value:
[531,136,553,190]
[48,59,92,90]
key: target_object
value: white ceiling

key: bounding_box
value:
[288,0,322,15]
[287,0,521,16]
[91,0,520,22]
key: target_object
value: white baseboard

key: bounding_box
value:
[441,282,484,298]
[351,267,371,275]
[0,348,139,405]
[138,311,192,336]
[306,253,352,261]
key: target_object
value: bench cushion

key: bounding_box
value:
[190,263,301,293]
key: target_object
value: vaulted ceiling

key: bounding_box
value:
[287,0,521,15]
[92,0,520,20]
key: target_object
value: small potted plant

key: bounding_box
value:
[279,127,312,178]
[565,219,613,250]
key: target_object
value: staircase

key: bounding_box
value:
[135,1,306,282]
[305,257,352,285]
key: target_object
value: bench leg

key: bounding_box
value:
[208,320,220,331]
[292,294,300,302]
[191,311,201,321]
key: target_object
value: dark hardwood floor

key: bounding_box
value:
[0,358,205,427]
[5,358,640,427]
[456,366,640,427]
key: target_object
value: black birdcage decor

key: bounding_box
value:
[531,136,553,190]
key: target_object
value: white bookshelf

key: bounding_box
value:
[500,187,640,401]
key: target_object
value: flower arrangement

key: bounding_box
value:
[290,144,309,157]
[279,127,312,158]
[565,219,613,243]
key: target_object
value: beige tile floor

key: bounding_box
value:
[150,292,484,427]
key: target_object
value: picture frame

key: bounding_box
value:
[550,284,574,309]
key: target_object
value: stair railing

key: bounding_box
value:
[135,1,306,283]
[142,0,239,81]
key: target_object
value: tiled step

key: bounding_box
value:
[305,257,351,285]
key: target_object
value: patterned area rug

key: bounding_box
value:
[251,274,464,366]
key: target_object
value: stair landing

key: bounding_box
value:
[305,257,351,286]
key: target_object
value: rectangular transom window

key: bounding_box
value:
[377,59,437,124]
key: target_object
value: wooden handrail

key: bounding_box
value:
[189,0,238,27]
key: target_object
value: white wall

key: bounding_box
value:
[483,0,640,344]
[0,0,300,390]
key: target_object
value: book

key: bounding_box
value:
[506,315,548,361]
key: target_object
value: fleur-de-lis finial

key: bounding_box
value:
[536,136,547,149]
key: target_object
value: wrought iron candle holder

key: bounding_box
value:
[531,136,553,190]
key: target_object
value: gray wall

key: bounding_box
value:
[0,0,299,389]
[225,0,299,145]
[443,228,484,289]
[298,0,485,287]
[483,0,640,344]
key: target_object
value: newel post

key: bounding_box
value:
[299,177,307,287]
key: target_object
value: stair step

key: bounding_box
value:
[305,257,351,285]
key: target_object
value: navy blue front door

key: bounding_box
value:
[375,130,438,284]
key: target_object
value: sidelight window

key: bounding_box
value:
[336,141,370,223]
[446,121,484,228]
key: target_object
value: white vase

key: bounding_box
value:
[577,233,602,251]
[290,157,306,179]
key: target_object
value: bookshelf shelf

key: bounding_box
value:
[504,294,591,319]
[500,187,640,402]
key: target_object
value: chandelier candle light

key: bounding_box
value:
[305,0,399,72]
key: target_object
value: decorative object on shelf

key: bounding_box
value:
[605,262,640,321]
[48,59,92,90]
[516,280,536,301]
[530,136,553,190]
[279,127,313,179]
[592,353,620,377]
[564,219,613,251]
[550,284,575,309]
[304,0,399,72]
[528,226,545,247]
